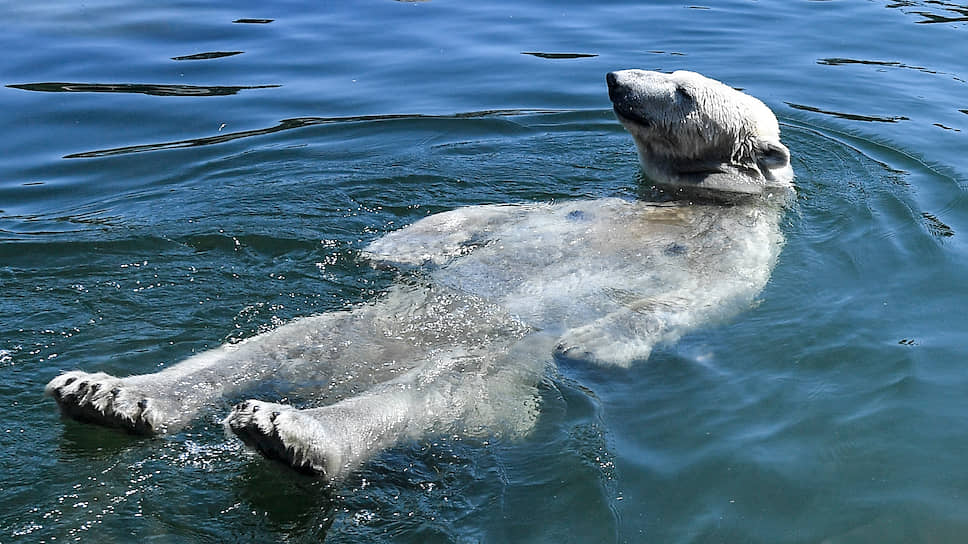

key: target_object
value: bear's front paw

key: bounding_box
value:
[554,322,613,364]
[553,340,597,363]
[554,325,650,367]
[45,370,159,434]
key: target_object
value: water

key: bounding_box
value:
[2,0,967,541]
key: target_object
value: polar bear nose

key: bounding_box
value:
[606,71,629,108]
[606,71,618,89]
[605,71,628,102]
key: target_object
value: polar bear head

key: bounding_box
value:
[607,69,793,196]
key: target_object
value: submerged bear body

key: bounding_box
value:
[366,197,785,366]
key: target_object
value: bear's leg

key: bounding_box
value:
[45,302,420,434]
[225,346,538,480]
[225,393,414,479]
[44,338,289,434]
[47,285,527,436]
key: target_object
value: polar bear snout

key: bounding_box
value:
[606,70,671,127]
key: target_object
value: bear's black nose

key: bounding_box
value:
[606,71,618,90]
[606,71,624,104]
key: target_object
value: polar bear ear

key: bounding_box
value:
[755,140,790,171]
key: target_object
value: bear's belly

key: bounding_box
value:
[426,199,782,334]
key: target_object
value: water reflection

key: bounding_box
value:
[521,52,598,59]
[63,109,564,159]
[234,461,336,538]
[786,102,909,123]
[171,51,244,61]
[885,0,968,24]
[7,82,279,97]
[819,57,933,71]
[921,212,955,237]
[0,207,121,239]
[818,57,965,82]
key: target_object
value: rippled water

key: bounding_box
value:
[2,0,967,542]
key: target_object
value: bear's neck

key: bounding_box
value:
[641,183,794,208]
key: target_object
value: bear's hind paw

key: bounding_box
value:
[225,400,329,477]
[45,370,158,434]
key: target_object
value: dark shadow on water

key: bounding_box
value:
[0,207,120,239]
[6,82,279,97]
[786,102,909,123]
[933,122,961,132]
[233,18,274,24]
[56,417,151,458]
[171,51,244,61]
[62,108,566,159]
[921,211,955,237]
[818,57,932,71]
[234,459,337,537]
[521,51,598,59]
[817,57,966,83]
[883,0,968,24]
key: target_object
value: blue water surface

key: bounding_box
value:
[2,0,967,542]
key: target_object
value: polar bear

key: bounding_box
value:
[46,70,794,480]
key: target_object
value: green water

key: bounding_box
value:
[2,0,968,542]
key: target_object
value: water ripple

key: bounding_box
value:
[817,57,966,83]
[62,109,567,159]
[6,82,279,97]
[171,51,244,61]
[521,52,598,59]
[786,102,910,123]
